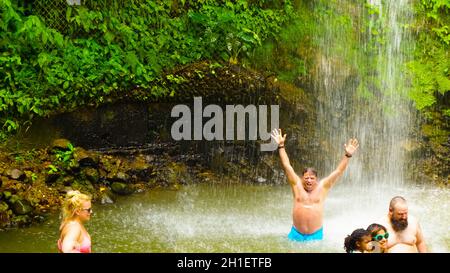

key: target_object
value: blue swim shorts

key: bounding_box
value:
[288,226,323,242]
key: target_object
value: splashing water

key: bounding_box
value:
[0,183,448,252]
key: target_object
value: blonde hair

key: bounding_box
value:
[61,190,91,222]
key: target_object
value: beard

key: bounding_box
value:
[391,217,408,232]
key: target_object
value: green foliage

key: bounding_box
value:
[54,143,74,163]
[408,0,450,118]
[53,142,77,170]
[0,0,294,141]
[46,164,58,175]
[30,172,38,182]
[49,142,75,174]
[250,0,312,81]
[14,154,24,163]
[251,0,384,89]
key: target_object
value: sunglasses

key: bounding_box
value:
[373,233,389,241]
[82,208,93,214]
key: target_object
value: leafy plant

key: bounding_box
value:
[0,0,294,141]
[31,172,38,182]
[47,164,58,175]
[54,143,76,167]
[408,0,450,118]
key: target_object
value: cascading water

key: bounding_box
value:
[0,0,448,253]
[313,0,416,190]
[312,0,449,252]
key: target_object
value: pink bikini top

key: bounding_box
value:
[57,235,91,253]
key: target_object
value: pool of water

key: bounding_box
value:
[0,182,448,253]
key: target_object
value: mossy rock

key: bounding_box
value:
[11,215,32,227]
[115,172,130,182]
[52,139,72,151]
[2,191,11,200]
[0,202,11,228]
[110,182,134,195]
[8,194,20,204]
[71,179,95,194]
[0,201,9,213]
[45,173,60,184]
[74,148,99,167]
[99,188,115,204]
[422,124,448,144]
[5,169,26,181]
[59,176,75,186]
[82,167,99,183]
[12,199,33,215]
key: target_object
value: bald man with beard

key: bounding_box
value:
[383,196,428,253]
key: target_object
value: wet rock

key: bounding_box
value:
[52,139,72,151]
[197,171,216,183]
[126,167,154,181]
[5,169,26,181]
[0,201,10,228]
[12,199,33,215]
[401,140,424,157]
[45,173,60,184]
[71,179,95,193]
[127,156,154,181]
[33,215,46,223]
[83,167,99,183]
[256,177,267,183]
[23,170,37,184]
[110,182,134,195]
[68,161,81,173]
[0,201,9,212]
[111,171,130,183]
[74,148,99,167]
[11,215,32,227]
[116,171,129,181]
[101,156,120,177]
[7,194,19,204]
[2,191,11,200]
[99,188,115,204]
[61,176,74,186]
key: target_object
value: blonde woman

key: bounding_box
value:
[58,190,92,253]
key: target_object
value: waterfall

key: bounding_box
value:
[312,0,416,194]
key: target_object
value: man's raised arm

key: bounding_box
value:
[322,138,359,190]
[271,129,299,186]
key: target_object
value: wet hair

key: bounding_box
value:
[344,228,371,253]
[367,223,387,237]
[61,190,91,222]
[389,196,407,211]
[302,167,317,177]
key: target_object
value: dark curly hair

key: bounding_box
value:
[344,228,370,253]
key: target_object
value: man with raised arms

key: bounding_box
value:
[271,129,359,241]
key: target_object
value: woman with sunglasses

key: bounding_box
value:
[58,190,93,253]
[367,223,389,253]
